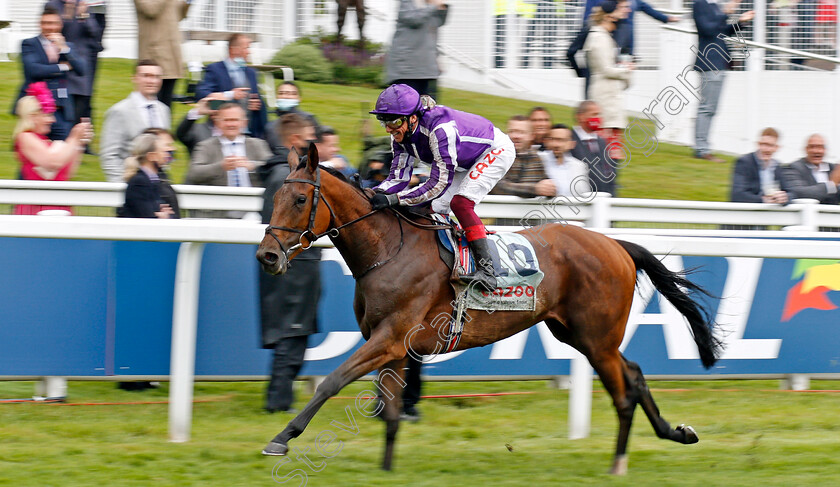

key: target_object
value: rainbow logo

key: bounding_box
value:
[781,259,840,321]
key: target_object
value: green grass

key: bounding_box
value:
[1,379,838,486]
[0,58,732,201]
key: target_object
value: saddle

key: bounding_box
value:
[431,214,547,353]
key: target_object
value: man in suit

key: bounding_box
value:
[490,115,555,198]
[175,95,223,156]
[100,59,170,182]
[16,5,87,141]
[570,100,615,195]
[265,81,320,156]
[195,34,267,139]
[259,112,319,413]
[47,0,106,125]
[780,134,840,205]
[692,0,754,162]
[731,127,788,204]
[134,0,191,108]
[185,103,271,218]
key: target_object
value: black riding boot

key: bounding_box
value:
[460,237,498,292]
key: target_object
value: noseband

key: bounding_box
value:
[264,166,379,265]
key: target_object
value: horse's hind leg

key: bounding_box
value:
[378,358,407,471]
[336,1,348,42]
[623,356,699,444]
[545,319,636,475]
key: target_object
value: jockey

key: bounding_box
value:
[369,84,516,291]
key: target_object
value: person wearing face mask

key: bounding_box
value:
[195,33,267,139]
[584,0,633,168]
[264,81,320,156]
[370,84,516,292]
[570,100,615,196]
[118,129,180,219]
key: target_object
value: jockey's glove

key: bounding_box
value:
[371,192,400,210]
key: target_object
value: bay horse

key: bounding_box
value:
[255,144,721,475]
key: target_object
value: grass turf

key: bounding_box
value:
[0,58,733,201]
[1,380,839,486]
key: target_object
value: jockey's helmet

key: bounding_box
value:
[369,84,422,119]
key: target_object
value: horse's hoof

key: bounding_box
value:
[262,441,289,456]
[676,424,699,444]
[609,454,628,475]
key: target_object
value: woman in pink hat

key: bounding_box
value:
[13,81,93,215]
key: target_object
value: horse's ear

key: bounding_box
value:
[306,141,319,173]
[287,147,299,171]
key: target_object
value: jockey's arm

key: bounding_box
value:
[375,145,414,195]
[394,124,457,206]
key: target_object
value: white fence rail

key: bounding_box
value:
[2,212,839,442]
[2,180,840,231]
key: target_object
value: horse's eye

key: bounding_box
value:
[296,195,307,206]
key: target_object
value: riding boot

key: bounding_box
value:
[460,237,498,292]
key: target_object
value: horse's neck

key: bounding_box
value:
[324,185,404,279]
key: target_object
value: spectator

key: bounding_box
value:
[570,100,616,195]
[566,22,592,98]
[134,0,191,108]
[693,0,754,162]
[540,123,589,197]
[118,130,180,219]
[315,126,357,179]
[780,134,840,204]
[46,0,106,127]
[583,0,679,56]
[385,0,449,99]
[16,5,87,141]
[259,112,320,414]
[731,127,788,204]
[195,33,268,139]
[175,95,223,156]
[100,59,170,183]
[529,106,552,151]
[265,81,320,156]
[185,103,271,217]
[13,82,92,215]
[584,0,633,163]
[490,115,555,198]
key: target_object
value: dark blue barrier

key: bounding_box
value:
[1,238,839,378]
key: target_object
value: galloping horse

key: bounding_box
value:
[256,144,721,475]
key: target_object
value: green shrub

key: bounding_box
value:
[269,42,333,83]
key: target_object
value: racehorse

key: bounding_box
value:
[256,144,722,475]
[336,0,365,49]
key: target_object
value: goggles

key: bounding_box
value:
[376,115,407,130]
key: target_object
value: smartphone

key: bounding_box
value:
[208,99,225,111]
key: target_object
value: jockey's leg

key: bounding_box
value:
[450,127,516,292]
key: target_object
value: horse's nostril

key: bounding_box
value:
[258,251,279,266]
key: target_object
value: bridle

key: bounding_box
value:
[263,165,454,279]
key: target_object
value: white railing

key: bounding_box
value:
[2,213,839,443]
[2,180,839,231]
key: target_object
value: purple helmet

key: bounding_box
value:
[369,84,421,117]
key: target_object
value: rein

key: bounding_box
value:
[264,166,455,279]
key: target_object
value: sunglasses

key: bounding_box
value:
[377,116,407,129]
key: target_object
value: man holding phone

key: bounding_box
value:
[195,33,267,139]
[16,5,87,141]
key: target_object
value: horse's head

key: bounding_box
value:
[257,142,333,275]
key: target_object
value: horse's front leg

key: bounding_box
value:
[378,358,408,471]
[262,328,404,456]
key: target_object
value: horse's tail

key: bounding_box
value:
[616,239,722,369]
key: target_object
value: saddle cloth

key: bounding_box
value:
[433,214,545,312]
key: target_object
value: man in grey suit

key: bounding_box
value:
[100,60,170,182]
[780,134,840,205]
[185,103,271,218]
